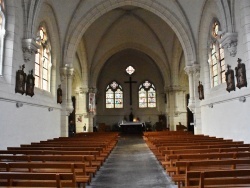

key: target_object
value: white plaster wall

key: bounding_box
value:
[0,100,61,149]
[201,97,250,143]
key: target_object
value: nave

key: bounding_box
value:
[87,134,176,188]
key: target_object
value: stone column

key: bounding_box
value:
[59,66,74,137]
[184,66,195,113]
[60,66,69,137]
[240,0,250,82]
[166,86,187,130]
[75,87,89,133]
[66,67,74,113]
[87,87,97,132]
[193,64,202,134]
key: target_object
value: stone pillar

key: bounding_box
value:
[60,66,68,137]
[59,66,74,137]
[193,64,202,134]
[87,87,97,132]
[240,0,250,82]
[166,86,187,131]
[75,87,89,133]
[184,66,195,113]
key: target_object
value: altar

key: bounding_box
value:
[119,121,145,134]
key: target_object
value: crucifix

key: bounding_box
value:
[124,76,137,105]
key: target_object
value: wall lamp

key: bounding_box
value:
[239,96,246,103]
[48,107,53,112]
[16,102,23,108]
[208,103,213,108]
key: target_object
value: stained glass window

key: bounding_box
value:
[106,81,123,108]
[126,66,135,75]
[35,26,51,91]
[139,81,156,108]
[208,20,225,87]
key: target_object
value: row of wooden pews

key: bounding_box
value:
[0,132,119,188]
[144,131,250,188]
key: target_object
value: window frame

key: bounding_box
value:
[35,26,51,92]
[208,20,226,88]
[105,81,123,109]
[138,80,156,108]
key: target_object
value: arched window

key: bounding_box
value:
[139,81,156,108]
[0,0,5,75]
[208,20,225,87]
[106,81,123,108]
[35,26,51,91]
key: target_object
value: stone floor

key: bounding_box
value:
[86,134,177,188]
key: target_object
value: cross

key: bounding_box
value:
[124,76,137,105]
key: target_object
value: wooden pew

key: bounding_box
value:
[0,162,90,187]
[0,155,97,178]
[0,172,75,187]
[172,159,250,187]
[164,152,250,170]
[7,147,106,164]
[184,169,250,188]
[0,150,102,169]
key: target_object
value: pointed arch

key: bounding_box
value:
[63,0,196,70]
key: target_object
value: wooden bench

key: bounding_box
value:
[172,159,250,188]
[0,162,90,187]
[0,155,98,178]
[6,147,106,164]
[0,172,75,187]
[0,150,103,169]
[164,152,250,170]
[184,169,250,188]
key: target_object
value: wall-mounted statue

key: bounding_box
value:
[15,64,26,95]
[235,58,247,89]
[225,65,235,92]
[198,81,204,100]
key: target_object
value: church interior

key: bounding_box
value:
[0,0,250,187]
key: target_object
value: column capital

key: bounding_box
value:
[184,64,200,77]
[22,38,40,62]
[88,87,97,93]
[67,67,74,77]
[165,85,184,92]
[193,64,200,78]
[75,87,88,94]
[219,32,238,57]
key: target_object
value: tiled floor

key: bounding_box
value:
[86,134,177,188]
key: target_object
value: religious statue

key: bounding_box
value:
[15,64,26,95]
[225,65,235,92]
[26,70,35,97]
[57,84,62,104]
[235,58,247,89]
[198,81,204,100]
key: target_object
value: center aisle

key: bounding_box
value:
[87,134,176,188]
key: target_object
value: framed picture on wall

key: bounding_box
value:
[26,70,35,97]
[15,64,26,95]
[235,58,247,89]
[225,65,235,92]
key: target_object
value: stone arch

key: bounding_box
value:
[198,0,231,93]
[90,42,170,89]
[63,0,196,69]
[33,2,61,97]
